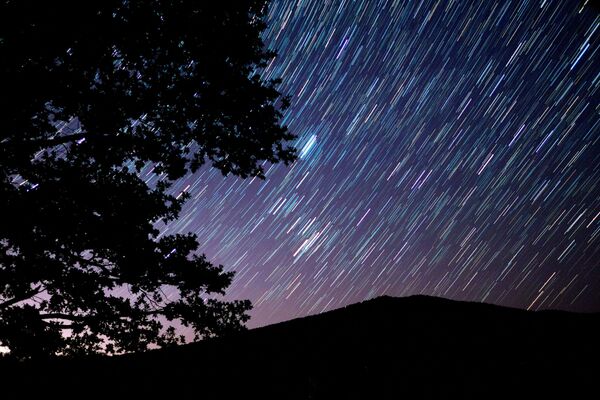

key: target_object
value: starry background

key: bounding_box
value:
[158,0,599,328]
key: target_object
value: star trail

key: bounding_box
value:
[160,0,599,327]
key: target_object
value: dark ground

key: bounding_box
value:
[1,295,598,399]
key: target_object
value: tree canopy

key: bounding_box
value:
[0,0,296,359]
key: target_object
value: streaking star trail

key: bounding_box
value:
[158,0,599,327]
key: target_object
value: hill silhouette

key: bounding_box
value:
[1,295,598,399]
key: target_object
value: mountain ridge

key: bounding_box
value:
[2,294,598,399]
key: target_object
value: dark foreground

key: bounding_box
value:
[1,295,598,399]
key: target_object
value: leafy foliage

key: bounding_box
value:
[0,0,296,359]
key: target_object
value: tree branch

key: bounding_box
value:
[42,321,85,329]
[1,132,136,154]
[0,285,44,309]
[39,313,88,321]
[1,133,87,152]
[74,254,121,282]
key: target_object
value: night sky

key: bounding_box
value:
[159,0,599,328]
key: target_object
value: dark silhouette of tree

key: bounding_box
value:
[0,0,296,359]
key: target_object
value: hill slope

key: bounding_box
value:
[2,295,599,399]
